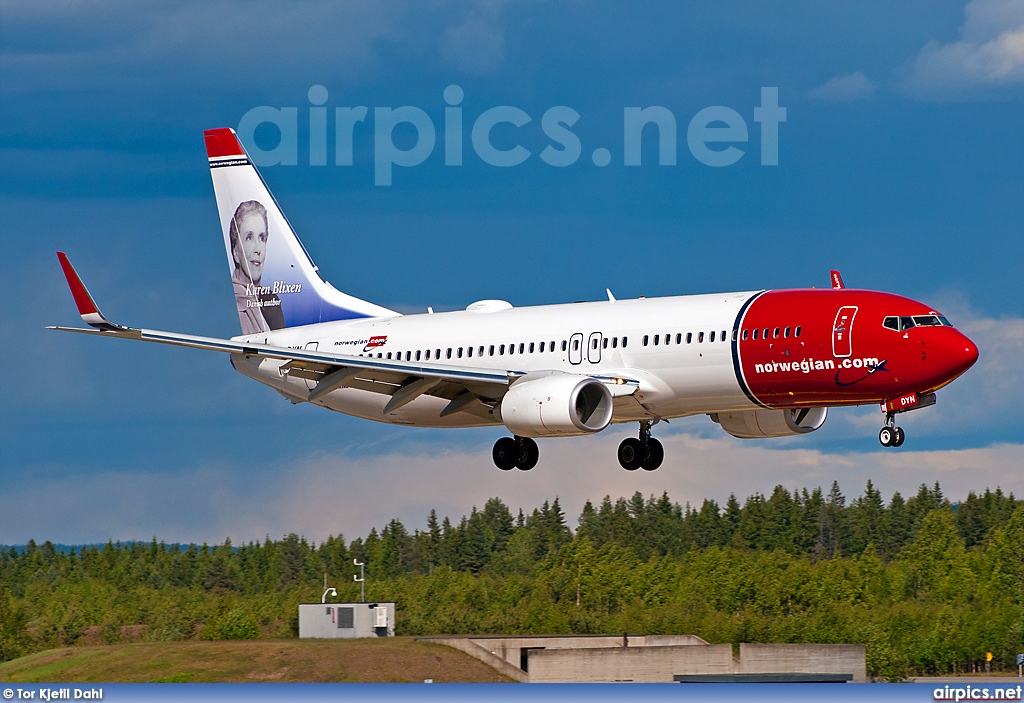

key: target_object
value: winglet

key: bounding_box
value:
[830,270,845,289]
[56,252,126,331]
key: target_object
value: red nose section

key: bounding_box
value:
[955,333,980,376]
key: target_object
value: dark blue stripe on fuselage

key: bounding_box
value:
[731,291,769,409]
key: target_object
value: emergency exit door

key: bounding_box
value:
[568,333,583,365]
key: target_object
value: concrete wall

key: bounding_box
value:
[466,634,708,670]
[298,602,395,639]
[739,643,867,682]
[526,643,734,683]
[422,635,866,683]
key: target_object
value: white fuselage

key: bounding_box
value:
[229,291,763,427]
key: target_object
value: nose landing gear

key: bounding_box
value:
[492,436,539,471]
[618,420,664,471]
[878,413,905,447]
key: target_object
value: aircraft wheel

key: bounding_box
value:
[878,427,893,447]
[492,437,518,470]
[618,438,644,471]
[516,437,539,471]
[892,427,905,447]
[642,438,664,471]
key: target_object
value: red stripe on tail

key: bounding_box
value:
[204,128,246,158]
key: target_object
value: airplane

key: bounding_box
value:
[50,127,979,472]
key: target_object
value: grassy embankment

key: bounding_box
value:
[0,638,512,683]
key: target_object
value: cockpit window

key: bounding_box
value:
[887,314,953,330]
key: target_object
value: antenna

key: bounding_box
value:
[353,558,365,603]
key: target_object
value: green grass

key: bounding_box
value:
[0,639,513,683]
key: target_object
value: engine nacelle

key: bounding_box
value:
[500,372,614,438]
[711,407,828,439]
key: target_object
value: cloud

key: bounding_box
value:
[808,72,876,101]
[900,0,1024,100]
[3,429,1020,547]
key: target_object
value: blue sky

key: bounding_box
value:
[1,0,1022,545]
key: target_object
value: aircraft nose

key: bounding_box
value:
[942,330,979,379]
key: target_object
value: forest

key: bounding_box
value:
[1,480,1022,681]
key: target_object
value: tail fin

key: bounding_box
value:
[204,128,397,335]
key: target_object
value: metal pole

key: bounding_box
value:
[354,559,365,603]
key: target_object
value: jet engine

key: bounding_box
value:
[710,407,828,439]
[500,372,614,438]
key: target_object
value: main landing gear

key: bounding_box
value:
[878,413,905,448]
[493,436,539,471]
[617,420,664,471]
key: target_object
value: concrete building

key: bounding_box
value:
[299,602,395,639]
[418,635,866,683]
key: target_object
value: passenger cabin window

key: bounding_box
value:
[572,339,580,351]
[612,337,618,348]
[622,337,628,347]
[773,327,780,338]
[795,327,801,338]
[519,343,525,354]
[467,347,473,357]
[710,331,716,343]
[561,340,567,351]
[643,335,649,346]
[602,338,608,349]
[784,327,790,338]
[457,348,463,358]
[752,329,759,340]
[883,316,899,331]
[742,329,749,340]
[500,344,505,354]
[698,332,704,343]
[654,335,660,345]
[530,342,535,353]
[539,342,545,352]
[763,328,769,339]
[686,332,692,344]
[446,348,452,359]
[416,350,421,361]
[386,352,392,359]
[489,345,495,356]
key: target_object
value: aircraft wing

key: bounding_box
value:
[50,253,639,418]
